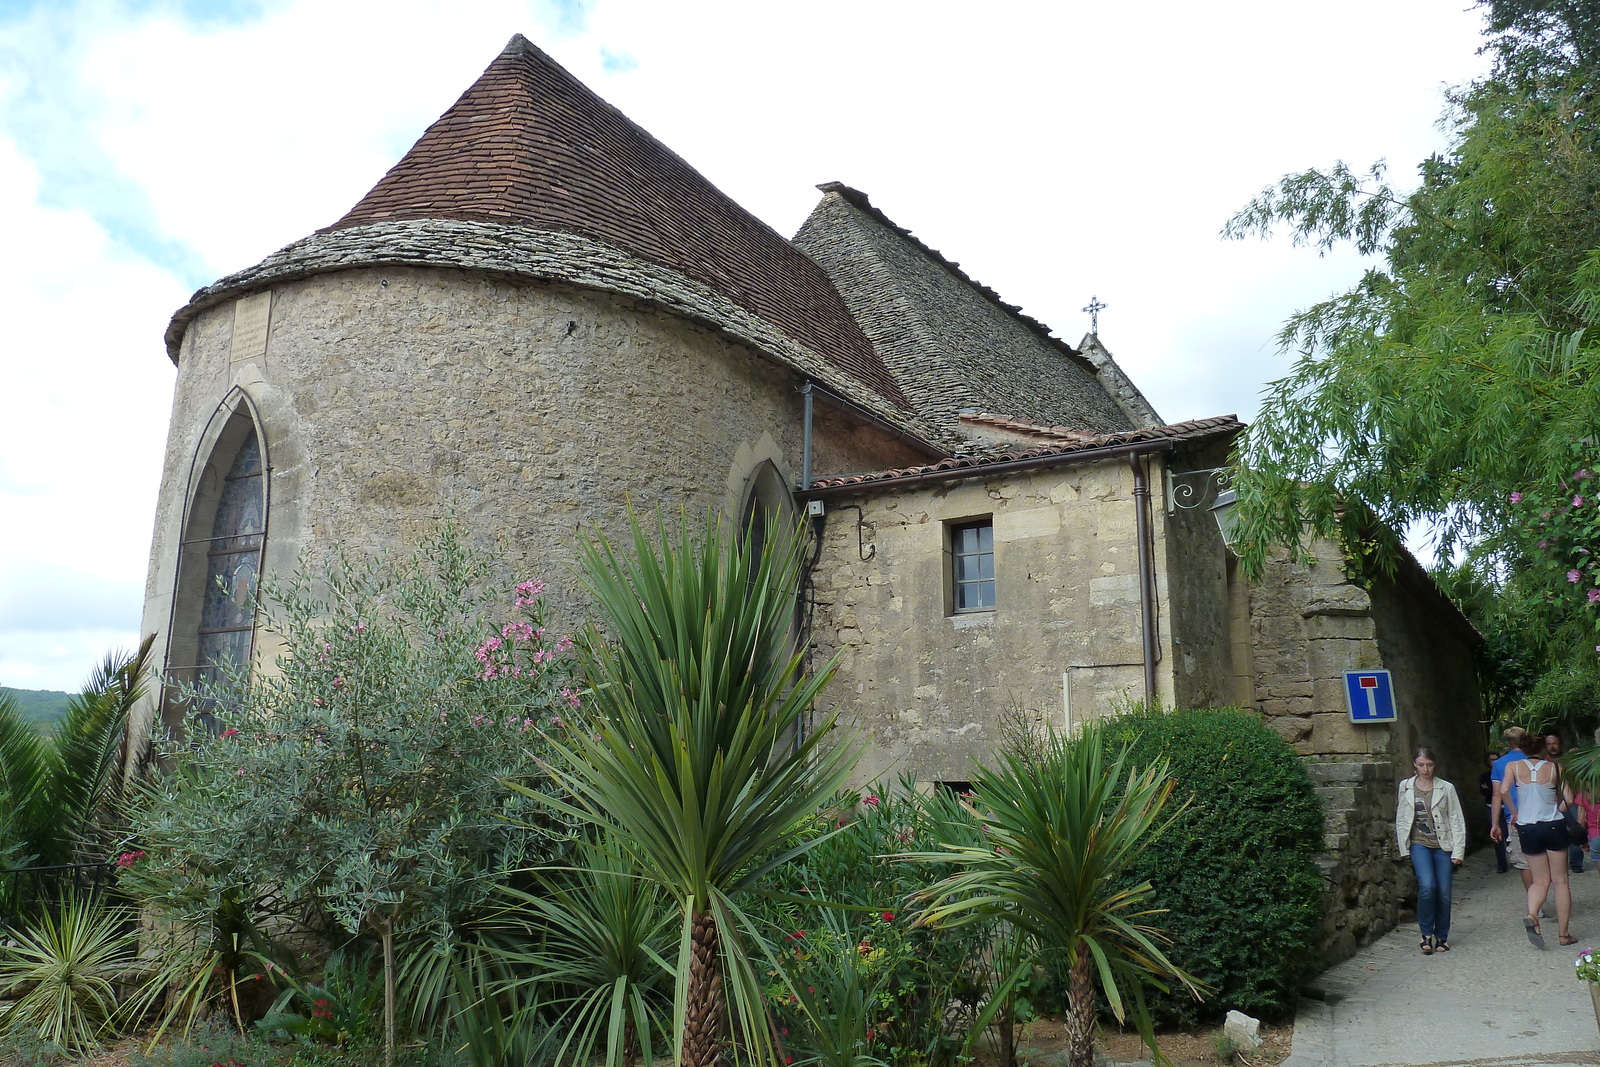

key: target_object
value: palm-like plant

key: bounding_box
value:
[910,723,1202,1067]
[0,893,137,1051]
[539,512,859,1067]
[0,636,154,872]
[487,839,677,1067]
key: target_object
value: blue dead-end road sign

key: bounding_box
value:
[1344,670,1396,723]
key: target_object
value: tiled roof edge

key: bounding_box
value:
[958,411,1101,442]
[163,219,949,449]
[814,182,1097,374]
[806,415,1242,492]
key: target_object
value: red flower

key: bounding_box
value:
[786,929,806,941]
[114,850,146,868]
[881,911,894,922]
[219,728,239,739]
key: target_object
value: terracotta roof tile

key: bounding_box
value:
[807,415,1242,491]
[325,35,908,411]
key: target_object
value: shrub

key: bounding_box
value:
[762,782,995,1067]
[1100,706,1324,1025]
[125,524,578,1057]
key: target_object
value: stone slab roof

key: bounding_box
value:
[163,218,957,450]
[793,183,1148,434]
[169,35,911,419]
[805,415,1242,492]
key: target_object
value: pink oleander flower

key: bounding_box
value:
[236,768,247,776]
[550,715,565,729]
[1570,569,1583,583]
[1588,588,1600,605]
[114,850,145,868]
[481,666,498,680]
[863,793,880,806]
[502,621,534,642]
[472,715,485,726]
[219,728,239,740]
[1539,540,1550,549]
[555,635,574,653]
[1510,491,1523,504]
[474,637,503,663]
[1577,495,1587,508]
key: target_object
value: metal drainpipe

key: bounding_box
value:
[801,381,814,491]
[1130,453,1158,707]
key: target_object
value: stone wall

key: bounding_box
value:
[136,267,929,740]
[1241,541,1485,963]
[810,455,1179,787]
[1309,760,1406,963]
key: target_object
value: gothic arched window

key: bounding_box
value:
[195,432,265,695]
[165,403,268,728]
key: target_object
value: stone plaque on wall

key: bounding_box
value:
[230,291,272,363]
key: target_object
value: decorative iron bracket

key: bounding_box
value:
[1165,466,1233,514]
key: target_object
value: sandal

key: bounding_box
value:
[1420,936,1434,955]
[1526,916,1546,949]
[1435,940,1451,951]
[1561,934,1579,946]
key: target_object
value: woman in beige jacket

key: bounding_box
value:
[1395,747,1467,953]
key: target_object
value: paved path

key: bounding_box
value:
[1286,850,1600,1066]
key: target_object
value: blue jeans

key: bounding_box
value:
[1410,843,1453,940]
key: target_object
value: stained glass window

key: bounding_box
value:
[196,433,264,697]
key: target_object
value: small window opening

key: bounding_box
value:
[951,519,995,612]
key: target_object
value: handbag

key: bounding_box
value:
[1565,807,1588,848]
[1558,763,1588,846]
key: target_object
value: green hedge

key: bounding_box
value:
[1101,707,1325,1025]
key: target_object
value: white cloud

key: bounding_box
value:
[0,0,1493,689]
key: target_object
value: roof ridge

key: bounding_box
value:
[814,182,1092,369]
[305,37,911,412]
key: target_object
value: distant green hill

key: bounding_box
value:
[0,688,72,732]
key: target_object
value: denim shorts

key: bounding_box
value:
[1517,819,1569,855]
[1589,836,1600,864]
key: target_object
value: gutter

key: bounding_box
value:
[798,436,1175,498]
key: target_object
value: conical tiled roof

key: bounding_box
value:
[322,35,907,411]
[794,183,1150,433]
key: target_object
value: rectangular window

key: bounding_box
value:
[951,519,995,612]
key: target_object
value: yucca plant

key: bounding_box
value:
[487,838,676,1067]
[537,512,859,1067]
[0,637,154,873]
[909,722,1203,1067]
[0,893,136,1051]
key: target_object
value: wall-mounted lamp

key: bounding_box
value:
[1167,466,1240,548]
[1209,487,1240,547]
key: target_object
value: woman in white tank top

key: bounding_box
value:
[1504,732,1576,947]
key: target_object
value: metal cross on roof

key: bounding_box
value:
[1082,295,1107,334]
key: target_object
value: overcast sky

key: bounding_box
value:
[0,0,1489,692]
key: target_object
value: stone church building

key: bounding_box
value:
[135,35,1484,961]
